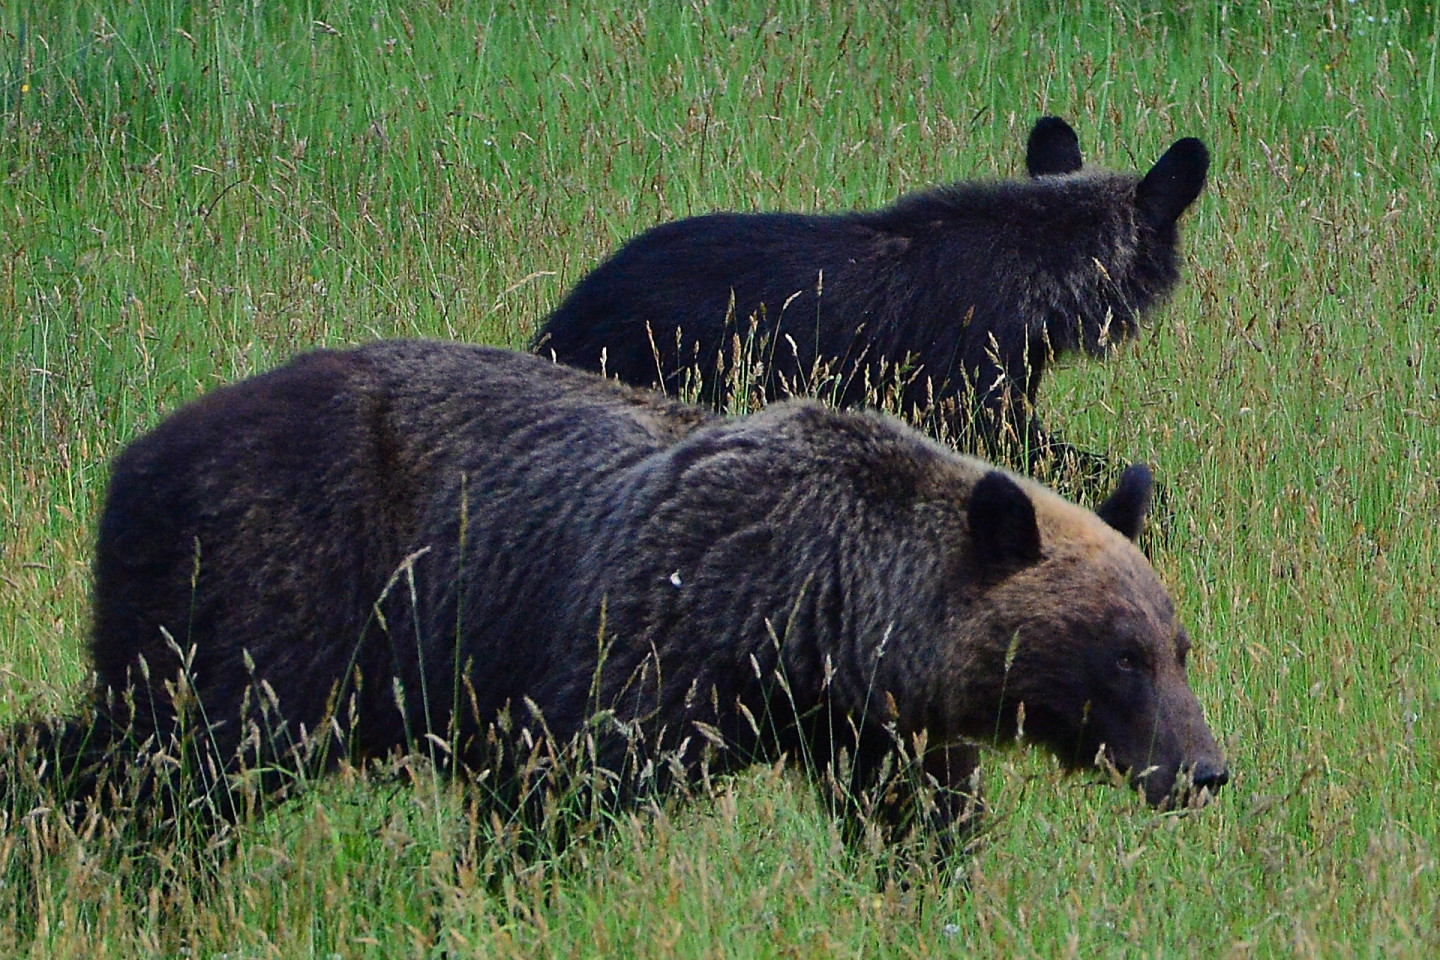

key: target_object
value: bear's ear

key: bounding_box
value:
[1026,116,1083,177]
[1095,463,1154,541]
[1136,138,1209,226]
[968,470,1043,578]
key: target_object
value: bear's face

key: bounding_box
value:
[1021,552,1223,808]
[956,465,1228,807]
[1011,117,1211,361]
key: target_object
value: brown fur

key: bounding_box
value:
[6,341,1226,853]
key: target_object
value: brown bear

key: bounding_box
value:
[8,340,1226,852]
[532,116,1208,458]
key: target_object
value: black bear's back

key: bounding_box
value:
[533,120,1206,449]
[539,211,881,399]
[533,175,1159,412]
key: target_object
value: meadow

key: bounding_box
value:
[1,0,1437,955]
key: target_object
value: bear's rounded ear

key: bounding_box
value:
[968,470,1042,578]
[1136,138,1209,226]
[1095,463,1154,541]
[1026,116,1083,177]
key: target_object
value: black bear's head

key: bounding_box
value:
[1024,114,1211,229]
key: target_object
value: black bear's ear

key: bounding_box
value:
[1026,116,1083,177]
[1095,463,1154,542]
[1136,138,1209,226]
[968,470,1043,578]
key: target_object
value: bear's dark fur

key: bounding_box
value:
[9,341,1226,851]
[533,116,1208,455]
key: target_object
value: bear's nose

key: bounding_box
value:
[1190,759,1229,792]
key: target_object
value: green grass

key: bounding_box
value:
[2,0,1438,955]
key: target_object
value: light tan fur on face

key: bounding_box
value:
[995,469,1185,665]
[971,466,1218,804]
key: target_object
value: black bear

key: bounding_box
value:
[533,116,1208,457]
[8,341,1226,853]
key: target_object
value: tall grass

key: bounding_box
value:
[2,0,1437,955]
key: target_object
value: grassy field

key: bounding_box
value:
[1,0,1438,955]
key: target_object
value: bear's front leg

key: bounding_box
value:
[836,740,984,865]
[912,741,986,860]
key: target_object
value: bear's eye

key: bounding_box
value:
[1116,652,1142,673]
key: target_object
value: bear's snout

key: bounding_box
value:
[1117,676,1229,809]
[1137,748,1229,809]
[1189,757,1230,793]
[1153,760,1230,810]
